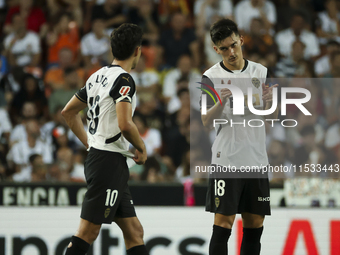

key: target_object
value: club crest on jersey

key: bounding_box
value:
[215,197,220,208]
[252,77,260,88]
[104,208,111,218]
[217,152,221,158]
[119,86,130,96]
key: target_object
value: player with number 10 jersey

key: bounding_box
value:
[61,23,149,255]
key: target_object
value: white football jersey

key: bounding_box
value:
[201,59,269,168]
[75,64,136,158]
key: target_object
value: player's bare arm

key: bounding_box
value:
[116,101,147,165]
[61,96,88,149]
[262,83,279,119]
[202,80,231,127]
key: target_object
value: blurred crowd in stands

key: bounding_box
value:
[0,0,339,184]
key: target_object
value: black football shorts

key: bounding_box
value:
[206,176,271,216]
[81,147,136,224]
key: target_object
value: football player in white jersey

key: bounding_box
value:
[61,24,149,255]
[201,19,278,255]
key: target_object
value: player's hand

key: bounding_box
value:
[262,83,278,105]
[133,149,147,165]
[220,80,232,105]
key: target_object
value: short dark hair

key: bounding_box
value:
[327,40,340,47]
[291,10,307,22]
[29,154,41,164]
[64,67,76,76]
[177,88,189,98]
[210,19,239,45]
[110,23,143,60]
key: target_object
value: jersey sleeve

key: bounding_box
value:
[109,73,136,103]
[200,75,217,109]
[75,85,87,103]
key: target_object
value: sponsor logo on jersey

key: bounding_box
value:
[122,76,130,82]
[251,77,260,88]
[258,196,270,202]
[215,197,220,207]
[119,86,130,96]
[104,208,111,218]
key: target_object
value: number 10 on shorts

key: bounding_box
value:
[105,189,118,206]
[214,180,225,196]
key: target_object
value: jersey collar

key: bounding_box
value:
[108,64,122,68]
[220,59,249,73]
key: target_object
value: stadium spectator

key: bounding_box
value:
[10,74,48,122]
[140,163,164,183]
[175,149,191,183]
[47,0,83,28]
[275,11,320,60]
[162,55,200,112]
[9,101,39,146]
[292,125,317,168]
[276,0,311,32]
[70,153,86,182]
[128,0,160,44]
[56,146,76,181]
[0,107,12,165]
[325,106,340,157]
[158,13,200,68]
[48,67,82,115]
[243,18,277,56]
[91,0,126,29]
[44,48,85,96]
[48,162,70,182]
[7,118,53,182]
[267,140,293,182]
[135,93,166,133]
[51,125,69,157]
[0,44,9,103]
[324,50,340,78]
[0,49,7,74]
[167,79,190,114]
[0,66,25,99]
[325,120,340,150]
[134,113,162,158]
[164,98,190,167]
[4,13,41,67]
[80,19,112,70]
[158,0,192,25]
[46,13,80,67]
[50,128,85,182]
[188,113,211,164]
[4,0,47,35]
[0,152,7,180]
[41,105,66,145]
[130,55,160,96]
[235,0,276,33]
[315,0,340,44]
[275,40,307,78]
[29,154,47,182]
[314,40,340,77]
[194,0,233,37]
